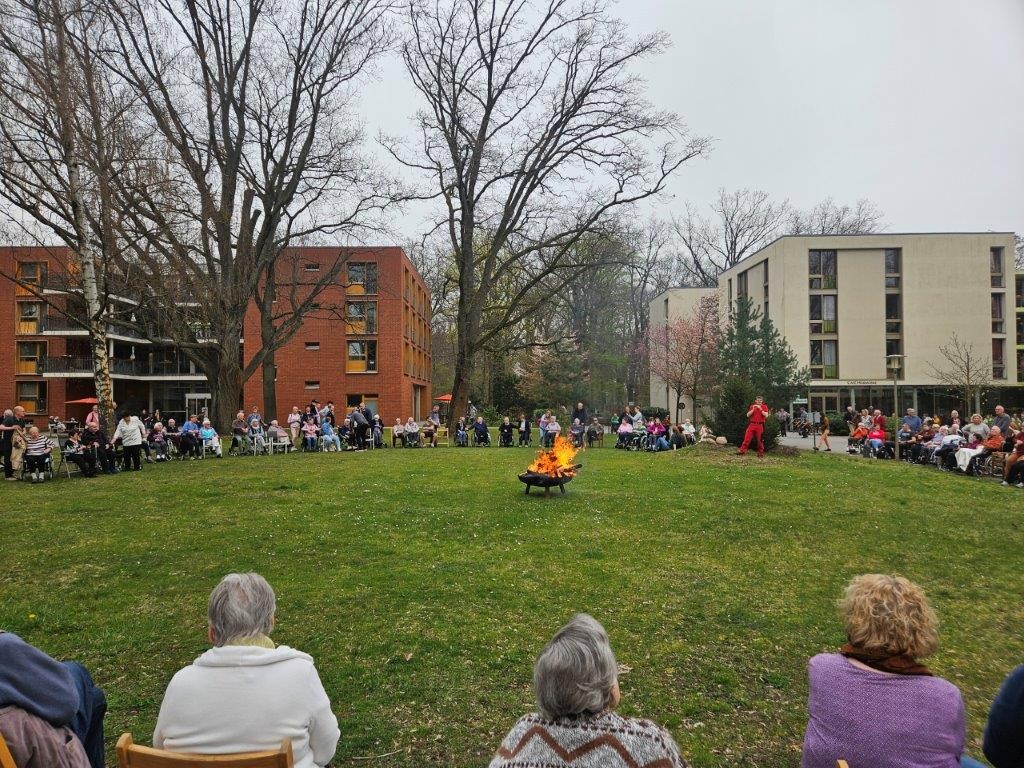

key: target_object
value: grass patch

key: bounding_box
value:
[1,446,1021,766]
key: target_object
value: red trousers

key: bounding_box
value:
[739,423,764,456]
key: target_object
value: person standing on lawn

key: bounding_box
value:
[737,395,770,458]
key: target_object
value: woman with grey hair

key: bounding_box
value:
[490,614,685,768]
[153,573,339,768]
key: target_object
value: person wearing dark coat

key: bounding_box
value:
[81,423,117,474]
[0,632,107,768]
[984,664,1024,767]
[571,402,588,427]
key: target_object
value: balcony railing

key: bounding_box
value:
[42,314,87,332]
[42,356,202,377]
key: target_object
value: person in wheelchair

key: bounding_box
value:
[517,413,531,446]
[498,417,514,447]
[472,416,491,446]
[149,422,169,461]
[615,418,633,448]
[24,426,53,483]
[569,418,585,448]
[954,427,1003,474]
[455,418,469,447]
[543,416,560,446]
[301,419,319,451]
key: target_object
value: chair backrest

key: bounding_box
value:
[0,731,18,768]
[836,761,850,768]
[116,734,293,768]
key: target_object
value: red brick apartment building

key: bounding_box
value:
[0,245,431,426]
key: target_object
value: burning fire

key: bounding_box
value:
[527,435,580,477]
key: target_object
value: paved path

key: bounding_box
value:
[779,433,850,453]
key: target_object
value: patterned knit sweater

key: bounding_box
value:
[488,711,686,768]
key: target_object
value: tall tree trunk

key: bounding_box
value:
[261,355,277,420]
[259,267,278,419]
[209,334,243,431]
[52,1,115,433]
[449,348,472,430]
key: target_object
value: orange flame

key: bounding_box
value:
[527,435,580,477]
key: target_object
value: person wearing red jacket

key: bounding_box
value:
[738,395,770,457]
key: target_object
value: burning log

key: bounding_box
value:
[519,436,582,495]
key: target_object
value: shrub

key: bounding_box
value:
[825,412,850,436]
[645,406,670,422]
[710,378,780,450]
[480,405,503,426]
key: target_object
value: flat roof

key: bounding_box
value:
[721,231,1018,276]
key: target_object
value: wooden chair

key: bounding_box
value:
[0,732,17,768]
[836,761,850,768]
[436,426,450,447]
[116,734,293,768]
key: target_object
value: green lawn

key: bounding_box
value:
[1,445,1022,767]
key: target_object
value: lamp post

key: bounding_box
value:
[886,354,904,460]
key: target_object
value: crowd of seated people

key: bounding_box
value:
[847,404,1024,488]
[5,571,1024,768]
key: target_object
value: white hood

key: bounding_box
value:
[192,644,312,668]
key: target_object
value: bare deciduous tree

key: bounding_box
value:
[648,294,720,422]
[392,0,708,425]
[788,197,884,235]
[673,189,789,288]
[105,0,396,428]
[0,0,132,433]
[927,332,993,413]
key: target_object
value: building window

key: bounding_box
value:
[17,302,42,334]
[810,339,838,379]
[16,341,45,374]
[884,248,901,275]
[885,293,901,334]
[16,381,46,414]
[763,260,769,315]
[809,295,837,334]
[304,342,320,351]
[346,340,377,373]
[808,250,837,289]
[992,339,1005,380]
[884,248,901,288]
[663,297,669,319]
[15,261,47,286]
[885,338,902,357]
[991,247,1004,288]
[303,263,320,272]
[346,262,378,294]
[345,301,378,334]
[727,278,733,306]
[736,270,748,300]
[304,380,320,389]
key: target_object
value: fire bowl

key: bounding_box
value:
[518,465,581,495]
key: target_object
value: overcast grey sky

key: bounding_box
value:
[366,0,1024,240]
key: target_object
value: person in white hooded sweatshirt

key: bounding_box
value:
[153,573,339,768]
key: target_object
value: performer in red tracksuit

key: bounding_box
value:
[738,395,770,457]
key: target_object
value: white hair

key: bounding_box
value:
[207,573,276,646]
[533,614,618,719]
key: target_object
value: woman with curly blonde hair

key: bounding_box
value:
[801,574,984,768]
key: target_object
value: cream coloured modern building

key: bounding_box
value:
[651,233,1023,418]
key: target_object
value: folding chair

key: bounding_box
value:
[116,733,293,767]
[268,432,291,455]
[55,436,81,479]
[0,730,17,768]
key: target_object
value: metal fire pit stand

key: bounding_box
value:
[518,464,582,495]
